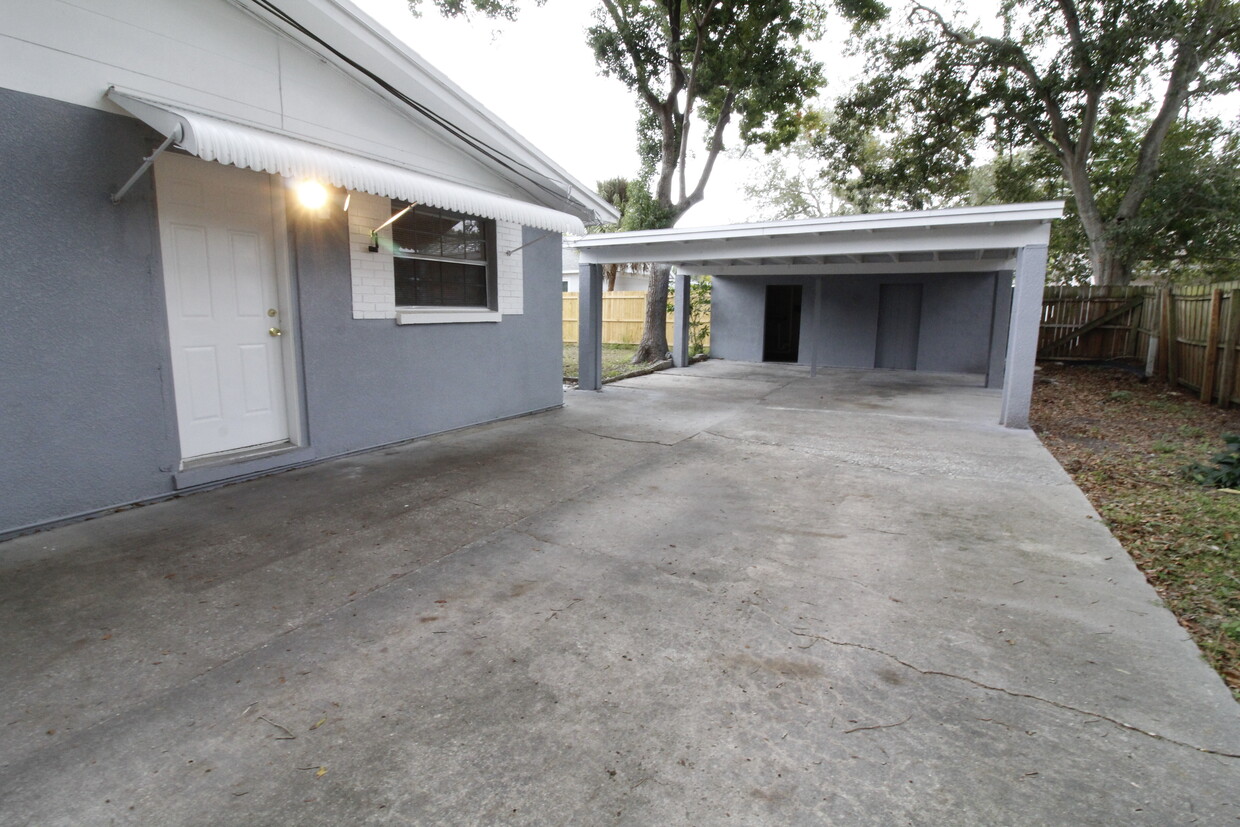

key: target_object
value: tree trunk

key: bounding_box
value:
[632,263,671,363]
[1088,232,1129,286]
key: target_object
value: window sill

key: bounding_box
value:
[396,308,502,325]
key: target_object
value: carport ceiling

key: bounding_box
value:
[572,201,1064,276]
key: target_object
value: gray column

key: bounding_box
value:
[810,277,823,377]
[577,263,604,391]
[1000,245,1048,428]
[985,271,1013,389]
[672,270,690,368]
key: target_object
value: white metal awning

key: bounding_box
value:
[106,88,586,235]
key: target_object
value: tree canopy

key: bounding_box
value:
[831,0,1240,285]
[589,0,829,360]
[404,0,541,20]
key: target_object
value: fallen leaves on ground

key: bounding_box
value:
[1031,362,1240,701]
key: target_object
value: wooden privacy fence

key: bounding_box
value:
[1040,282,1240,408]
[562,291,710,348]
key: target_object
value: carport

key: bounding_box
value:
[571,202,1063,427]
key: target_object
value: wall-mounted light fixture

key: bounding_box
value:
[295,180,329,210]
[368,203,415,252]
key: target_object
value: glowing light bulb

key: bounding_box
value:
[296,181,328,210]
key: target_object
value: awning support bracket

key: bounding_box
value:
[111,127,181,204]
[504,229,557,256]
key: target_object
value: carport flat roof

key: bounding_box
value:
[571,201,1064,275]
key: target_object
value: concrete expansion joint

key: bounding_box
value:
[781,624,1240,760]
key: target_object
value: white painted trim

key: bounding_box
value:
[573,222,1056,266]
[396,309,502,325]
[570,202,1064,254]
[268,174,305,450]
[676,260,1015,277]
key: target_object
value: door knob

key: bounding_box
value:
[269,327,283,337]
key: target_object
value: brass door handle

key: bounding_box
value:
[269,327,283,337]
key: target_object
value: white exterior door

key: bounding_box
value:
[156,154,293,461]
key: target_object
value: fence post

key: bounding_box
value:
[1220,290,1240,409]
[1165,289,1179,387]
[1156,289,1169,382]
[1201,289,1224,403]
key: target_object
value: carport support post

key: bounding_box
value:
[577,263,604,391]
[985,271,1013,389]
[672,270,690,368]
[1000,244,1048,428]
[811,277,822,377]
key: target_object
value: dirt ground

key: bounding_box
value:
[1030,362,1240,699]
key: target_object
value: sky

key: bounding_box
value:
[350,1,1237,228]
[351,0,868,227]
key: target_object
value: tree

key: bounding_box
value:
[591,177,651,290]
[832,0,1240,285]
[588,0,827,361]
[746,103,976,218]
[1102,116,1240,282]
[741,107,842,220]
[405,0,540,20]
[966,116,1240,283]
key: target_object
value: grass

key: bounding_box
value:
[562,343,661,383]
[1031,363,1240,699]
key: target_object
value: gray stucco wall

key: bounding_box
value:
[292,215,563,457]
[0,90,564,539]
[0,89,180,536]
[711,272,1000,374]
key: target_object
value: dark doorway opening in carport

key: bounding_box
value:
[763,284,802,362]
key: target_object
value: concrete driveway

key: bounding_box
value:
[1,361,1237,825]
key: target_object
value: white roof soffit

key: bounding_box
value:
[233,0,618,227]
[570,203,1064,267]
[108,88,586,235]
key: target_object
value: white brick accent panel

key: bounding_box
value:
[348,191,396,320]
[496,221,524,316]
[348,193,523,320]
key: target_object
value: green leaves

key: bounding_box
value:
[589,0,828,227]
[825,0,1240,283]
[1185,434,1240,488]
[405,0,543,20]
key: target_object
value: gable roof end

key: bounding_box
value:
[233,0,619,228]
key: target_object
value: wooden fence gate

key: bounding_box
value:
[1040,283,1240,409]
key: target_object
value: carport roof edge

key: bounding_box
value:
[568,201,1064,265]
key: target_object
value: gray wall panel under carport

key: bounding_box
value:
[0,89,566,539]
[711,272,1004,375]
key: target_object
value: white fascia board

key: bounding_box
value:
[576,221,1054,265]
[572,202,1063,257]
[675,259,1016,277]
[237,0,618,225]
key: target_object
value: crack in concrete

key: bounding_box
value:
[562,426,679,447]
[781,625,1240,759]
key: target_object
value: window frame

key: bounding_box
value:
[390,202,498,314]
